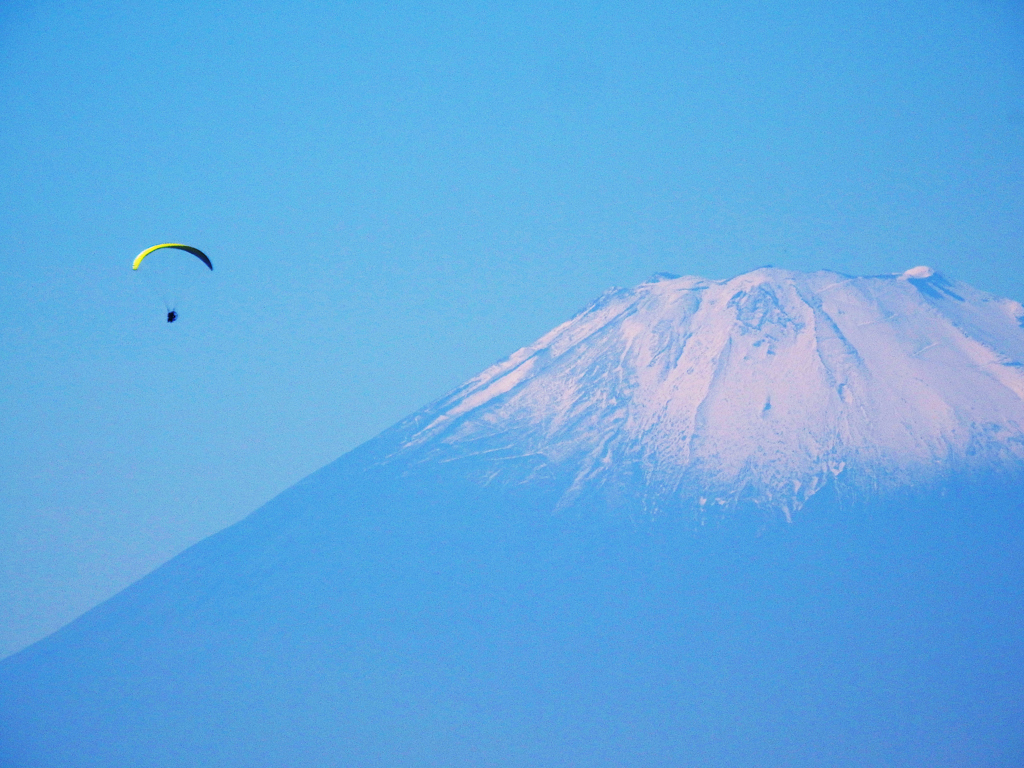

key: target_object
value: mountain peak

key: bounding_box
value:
[381,267,1024,522]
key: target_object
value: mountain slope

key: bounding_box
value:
[2,267,1024,768]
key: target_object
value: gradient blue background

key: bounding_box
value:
[1,0,1022,657]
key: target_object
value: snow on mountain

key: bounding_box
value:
[5,268,1024,768]
[382,267,1024,520]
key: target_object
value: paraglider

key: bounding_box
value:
[132,243,212,322]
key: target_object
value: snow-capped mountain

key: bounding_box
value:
[379,266,1024,520]
[4,267,1024,768]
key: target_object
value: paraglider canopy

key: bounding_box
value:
[133,243,212,271]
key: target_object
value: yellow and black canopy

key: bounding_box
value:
[132,243,212,271]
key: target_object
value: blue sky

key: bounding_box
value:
[1,0,1022,657]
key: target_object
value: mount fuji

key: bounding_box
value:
[3,267,1024,767]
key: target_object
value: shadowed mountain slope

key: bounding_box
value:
[3,267,1024,767]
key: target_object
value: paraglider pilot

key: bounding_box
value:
[167,311,177,323]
